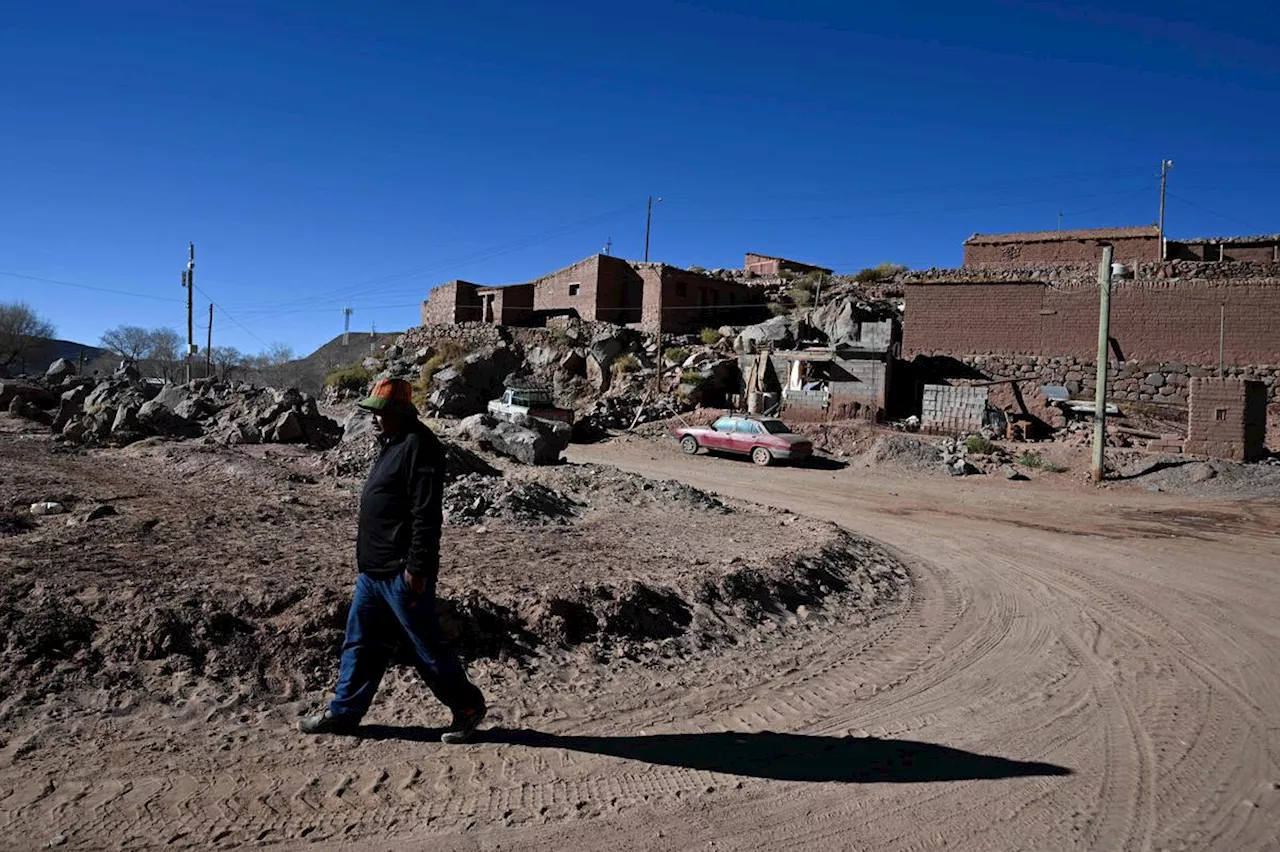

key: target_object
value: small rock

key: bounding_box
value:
[1188,464,1217,484]
[30,502,67,516]
[48,835,67,848]
[85,504,117,522]
[280,495,301,505]
[1002,465,1029,481]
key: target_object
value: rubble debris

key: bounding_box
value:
[443,474,581,526]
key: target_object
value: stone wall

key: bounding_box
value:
[421,281,484,326]
[1185,378,1268,461]
[398,322,508,353]
[913,352,1280,405]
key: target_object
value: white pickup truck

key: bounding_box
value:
[487,388,574,425]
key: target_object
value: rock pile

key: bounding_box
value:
[443,474,580,526]
[5,359,340,449]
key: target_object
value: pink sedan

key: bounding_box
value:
[673,416,813,466]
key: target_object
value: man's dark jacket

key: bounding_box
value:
[357,422,445,583]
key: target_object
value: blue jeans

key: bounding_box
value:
[328,572,483,720]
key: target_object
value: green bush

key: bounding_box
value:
[680,369,706,386]
[767,302,788,317]
[324,363,371,393]
[699,328,723,345]
[663,346,689,365]
[1018,452,1068,473]
[788,286,814,308]
[612,353,641,375]
[854,262,908,284]
[420,339,469,378]
[964,435,998,455]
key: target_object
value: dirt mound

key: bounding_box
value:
[551,463,733,513]
[1111,453,1280,499]
[443,474,581,526]
[863,434,943,471]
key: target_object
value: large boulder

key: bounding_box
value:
[735,316,798,353]
[588,333,624,366]
[137,399,201,439]
[268,410,306,443]
[485,416,570,466]
[152,384,192,412]
[428,344,522,417]
[810,298,860,346]
[0,379,57,410]
[45,358,76,382]
[559,350,586,377]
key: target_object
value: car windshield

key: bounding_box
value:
[759,420,792,435]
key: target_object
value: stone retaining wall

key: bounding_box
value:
[915,352,1280,406]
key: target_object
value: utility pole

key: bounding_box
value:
[184,242,195,383]
[1057,210,1063,230]
[1158,159,1174,260]
[1091,245,1115,484]
[644,196,662,262]
[343,307,353,346]
[370,322,376,353]
[603,237,612,257]
[206,303,213,378]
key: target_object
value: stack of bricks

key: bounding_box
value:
[1184,377,1268,462]
[921,384,988,433]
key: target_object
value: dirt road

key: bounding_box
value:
[538,441,1280,852]
[6,434,1280,851]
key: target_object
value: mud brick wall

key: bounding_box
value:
[964,234,1159,268]
[921,384,988,432]
[1185,378,1267,461]
[903,279,1280,366]
[421,281,485,325]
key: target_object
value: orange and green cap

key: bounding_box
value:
[357,378,418,415]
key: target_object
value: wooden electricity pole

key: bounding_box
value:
[206,303,214,378]
[1091,245,1115,484]
[1158,159,1173,260]
[184,242,195,384]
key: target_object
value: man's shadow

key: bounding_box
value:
[355,726,1071,784]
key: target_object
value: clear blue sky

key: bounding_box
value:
[3,0,1278,357]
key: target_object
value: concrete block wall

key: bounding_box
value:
[922,384,989,432]
[1185,378,1268,461]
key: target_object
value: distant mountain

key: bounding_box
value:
[279,331,402,395]
[2,337,109,378]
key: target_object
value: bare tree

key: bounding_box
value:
[208,346,245,382]
[246,341,299,388]
[0,301,56,372]
[100,325,153,364]
[144,327,182,380]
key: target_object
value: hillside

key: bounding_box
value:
[282,330,402,394]
[2,336,108,378]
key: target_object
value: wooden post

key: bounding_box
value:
[1091,245,1114,484]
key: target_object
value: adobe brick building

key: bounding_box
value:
[1185,378,1267,461]
[963,226,1161,268]
[422,254,766,334]
[743,253,832,277]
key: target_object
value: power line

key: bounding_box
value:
[1165,192,1268,233]
[0,271,184,303]
[191,282,271,349]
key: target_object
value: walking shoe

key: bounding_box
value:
[298,709,360,735]
[441,703,487,744]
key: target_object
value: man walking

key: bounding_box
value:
[300,378,486,743]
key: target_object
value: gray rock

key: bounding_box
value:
[559,350,586,377]
[268,410,306,443]
[586,356,611,393]
[152,384,191,412]
[0,379,57,410]
[61,384,90,406]
[1002,464,1029,481]
[588,333,624,367]
[717,325,737,339]
[525,345,559,370]
[735,316,797,353]
[362,357,381,372]
[484,416,570,465]
[810,299,860,346]
[114,361,141,382]
[138,399,201,438]
[1145,372,1166,389]
[342,410,376,443]
[112,405,139,434]
[45,358,76,382]
[385,344,403,360]
[458,413,494,442]
[413,347,434,364]
[1188,463,1218,483]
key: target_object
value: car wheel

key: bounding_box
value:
[751,447,772,466]
[680,435,699,455]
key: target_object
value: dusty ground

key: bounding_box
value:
[3,411,1280,851]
